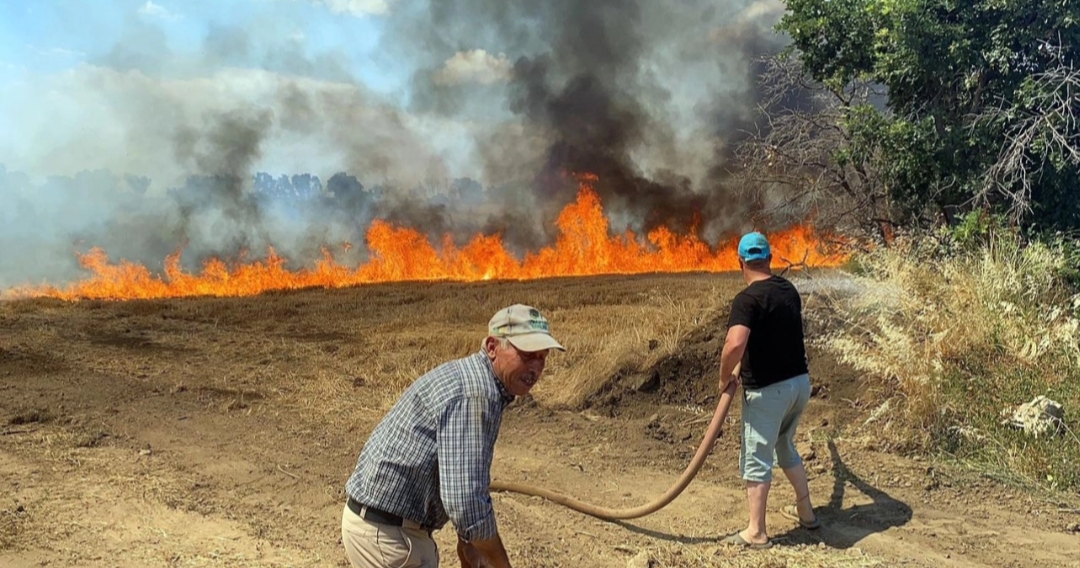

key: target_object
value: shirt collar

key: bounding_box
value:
[476,349,516,406]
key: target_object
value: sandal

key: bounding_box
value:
[720,532,773,550]
[780,502,821,529]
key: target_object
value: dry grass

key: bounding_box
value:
[812,232,1080,489]
[1,274,739,456]
[237,274,737,418]
[535,288,727,408]
[1,273,738,421]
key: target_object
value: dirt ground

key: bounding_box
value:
[2,273,1078,568]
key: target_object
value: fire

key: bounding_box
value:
[7,178,849,301]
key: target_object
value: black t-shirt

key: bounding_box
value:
[727,275,809,390]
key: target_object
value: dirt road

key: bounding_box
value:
[2,274,1078,567]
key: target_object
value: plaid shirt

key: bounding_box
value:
[344,350,514,541]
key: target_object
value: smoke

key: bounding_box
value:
[389,0,792,239]
[0,0,792,288]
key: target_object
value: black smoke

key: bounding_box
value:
[390,0,794,241]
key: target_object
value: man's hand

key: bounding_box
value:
[457,535,510,568]
[457,539,491,568]
[720,373,739,395]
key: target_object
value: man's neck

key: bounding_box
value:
[744,269,772,285]
[480,350,516,403]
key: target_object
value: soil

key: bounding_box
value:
[2,274,1078,568]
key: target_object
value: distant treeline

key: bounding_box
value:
[0,164,488,207]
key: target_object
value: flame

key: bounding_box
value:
[7,177,849,301]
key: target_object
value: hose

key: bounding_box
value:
[489,370,740,521]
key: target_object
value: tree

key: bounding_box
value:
[734,54,897,242]
[746,0,1080,234]
[977,54,1080,230]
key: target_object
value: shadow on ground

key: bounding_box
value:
[773,439,913,549]
[613,439,913,549]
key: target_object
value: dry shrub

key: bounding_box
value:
[813,230,1080,489]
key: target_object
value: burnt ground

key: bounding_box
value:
[1,273,1078,568]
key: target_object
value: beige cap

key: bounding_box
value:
[488,304,566,352]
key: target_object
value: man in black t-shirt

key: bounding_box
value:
[718,232,820,549]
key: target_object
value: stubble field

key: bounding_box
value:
[2,272,1078,567]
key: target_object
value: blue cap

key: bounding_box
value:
[737,232,771,261]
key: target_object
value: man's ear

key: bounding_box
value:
[483,336,498,358]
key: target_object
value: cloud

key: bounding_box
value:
[25,44,86,59]
[432,49,512,86]
[137,1,180,21]
[314,0,394,16]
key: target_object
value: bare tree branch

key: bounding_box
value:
[977,44,1080,223]
[733,53,893,241]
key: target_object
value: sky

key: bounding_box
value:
[0,0,443,184]
[0,1,393,86]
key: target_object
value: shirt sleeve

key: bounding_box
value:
[727,290,758,329]
[436,395,501,541]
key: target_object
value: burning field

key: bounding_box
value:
[5,177,847,302]
[3,272,1079,568]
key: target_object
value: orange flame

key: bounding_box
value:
[6,178,849,301]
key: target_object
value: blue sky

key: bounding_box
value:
[0,0,470,181]
[0,0,400,91]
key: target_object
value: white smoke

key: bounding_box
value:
[433,50,513,86]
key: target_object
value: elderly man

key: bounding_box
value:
[718,232,820,549]
[341,304,564,568]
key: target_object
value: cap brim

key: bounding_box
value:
[507,333,566,352]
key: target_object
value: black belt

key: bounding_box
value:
[347,497,413,528]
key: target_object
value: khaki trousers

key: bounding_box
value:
[341,504,439,568]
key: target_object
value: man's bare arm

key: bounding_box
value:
[719,324,749,392]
